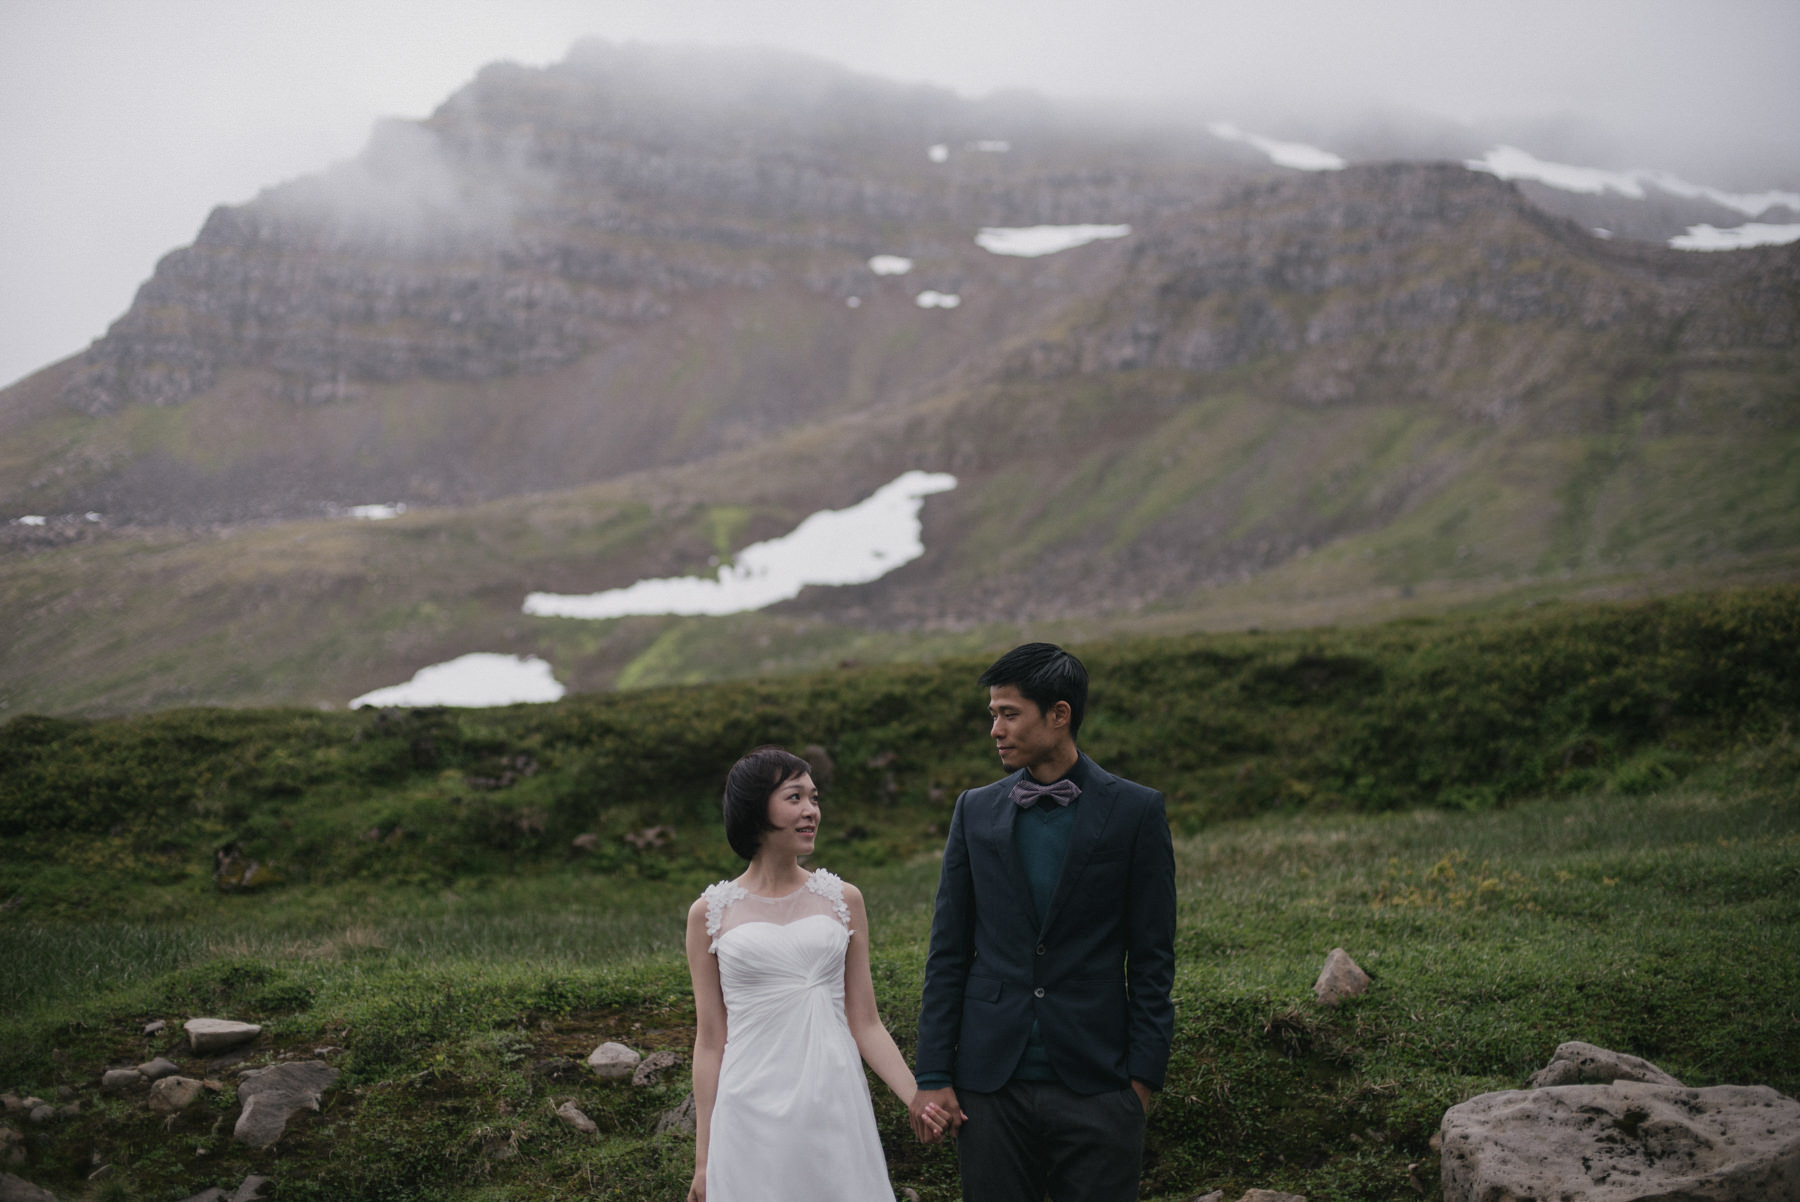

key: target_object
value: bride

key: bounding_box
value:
[685,746,949,1202]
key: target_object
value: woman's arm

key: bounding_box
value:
[841,884,925,1105]
[685,897,727,1202]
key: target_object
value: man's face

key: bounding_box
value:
[988,685,1067,773]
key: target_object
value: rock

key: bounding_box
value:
[143,1019,167,1036]
[571,833,599,852]
[1439,1080,1800,1202]
[149,1076,207,1113]
[554,1100,597,1135]
[0,1174,57,1202]
[233,1060,338,1149]
[1527,1039,1684,1089]
[1187,1193,1225,1202]
[101,1069,145,1093]
[1240,1192,1307,1202]
[25,1108,51,1126]
[0,1098,17,1115]
[632,1050,683,1087]
[177,1190,226,1202]
[228,1175,270,1202]
[185,1019,262,1054]
[0,1126,22,1167]
[655,1092,697,1136]
[137,1057,182,1081]
[1312,947,1370,1006]
[586,1042,640,1080]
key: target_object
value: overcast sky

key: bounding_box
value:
[3,0,1797,390]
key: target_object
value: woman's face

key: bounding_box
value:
[762,772,820,858]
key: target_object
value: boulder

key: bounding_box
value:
[632,1050,683,1087]
[0,1175,57,1202]
[233,1060,338,1148]
[149,1076,207,1113]
[185,1019,262,1054]
[554,1100,597,1135]
[1312,947,1370,1006]
[1240,1193,1306,1202]
[0,1127,22,1168]
[586,1042,640,1080]
[1527,1039,1684,1089]
[1440,1081,1800,1201]
[228,1175,270,1202]
[143,1019,167,1036]
[655,1092,697,1136]
[137,1057,182,1081]
[0,1098,17,1115]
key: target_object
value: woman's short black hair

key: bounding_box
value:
[722,746,812,860]
[978,642,1088,738]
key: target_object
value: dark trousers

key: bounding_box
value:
[955,1078,1147,1202]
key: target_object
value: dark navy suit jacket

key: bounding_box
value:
[915,755,1177,1094]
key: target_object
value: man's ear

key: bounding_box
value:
[1049,700,1072,730]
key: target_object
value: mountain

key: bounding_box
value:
[3,41,1797,716]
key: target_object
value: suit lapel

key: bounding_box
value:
[1040,761,1118,935]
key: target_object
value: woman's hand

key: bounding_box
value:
[687,1166,706,1202]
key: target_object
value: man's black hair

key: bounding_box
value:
[722,746,812,860]
[978,642,1088,739]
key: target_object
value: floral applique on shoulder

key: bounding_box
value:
[805,869,854,934]
[702,879,748,953]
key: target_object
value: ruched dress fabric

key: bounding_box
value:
[702,871,896,1202]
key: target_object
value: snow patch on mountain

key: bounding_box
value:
[521,470,957,619]
[1669,223,1800,251]
[350,653,565,708]
[976,225,1131,257]
[1466,146,1800,218]
[1207,122,1345,171]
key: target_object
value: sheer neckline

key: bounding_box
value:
[735,872,813,901]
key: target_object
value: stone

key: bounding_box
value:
[1312,947,1370,1006]
[0,1098,18,1114]
[1527,1039,1684,1089]
[555,1100,597,1135]
[654,1092,697,1136]
[632,1050,683,1087]
[185,1019,262,1055]
[177,1190,226,1202]
[233,1060,338,1149]
[137,1057,182,1081]
[143,1020,167,1036]
[1239,1192,1306,1202]
[0,1174,57,1202]
[25,1108,51,1126]
[101,1069,145,1093]
[1439,1081,1800,1202]
[571,833,599,852]
[228,1175,270,1202]
[586,1042,640,1080]
[0,1126,22,1168]
[149,1076,207,1113]
[1187,1193,1225,1202]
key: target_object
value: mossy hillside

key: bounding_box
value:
[1,767,1795,1201]
[3,587,1797,923]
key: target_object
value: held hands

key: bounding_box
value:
[908,1086,965,1144]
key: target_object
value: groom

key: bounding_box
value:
[910,643,1177,1200]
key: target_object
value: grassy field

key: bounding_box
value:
[3,590,1798,1199]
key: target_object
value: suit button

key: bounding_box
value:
[1036,944,1046,956]
[1033,987,1045,998]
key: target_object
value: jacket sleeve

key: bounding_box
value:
[915,790,976,1083]
[1124,789,1177,1089]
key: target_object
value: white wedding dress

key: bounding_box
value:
[701,869,896,1202]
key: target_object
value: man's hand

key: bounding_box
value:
[1131,1079,1151,1114]
[909,1086,964,1143]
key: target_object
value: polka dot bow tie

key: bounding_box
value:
[1010,778,1082,808]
